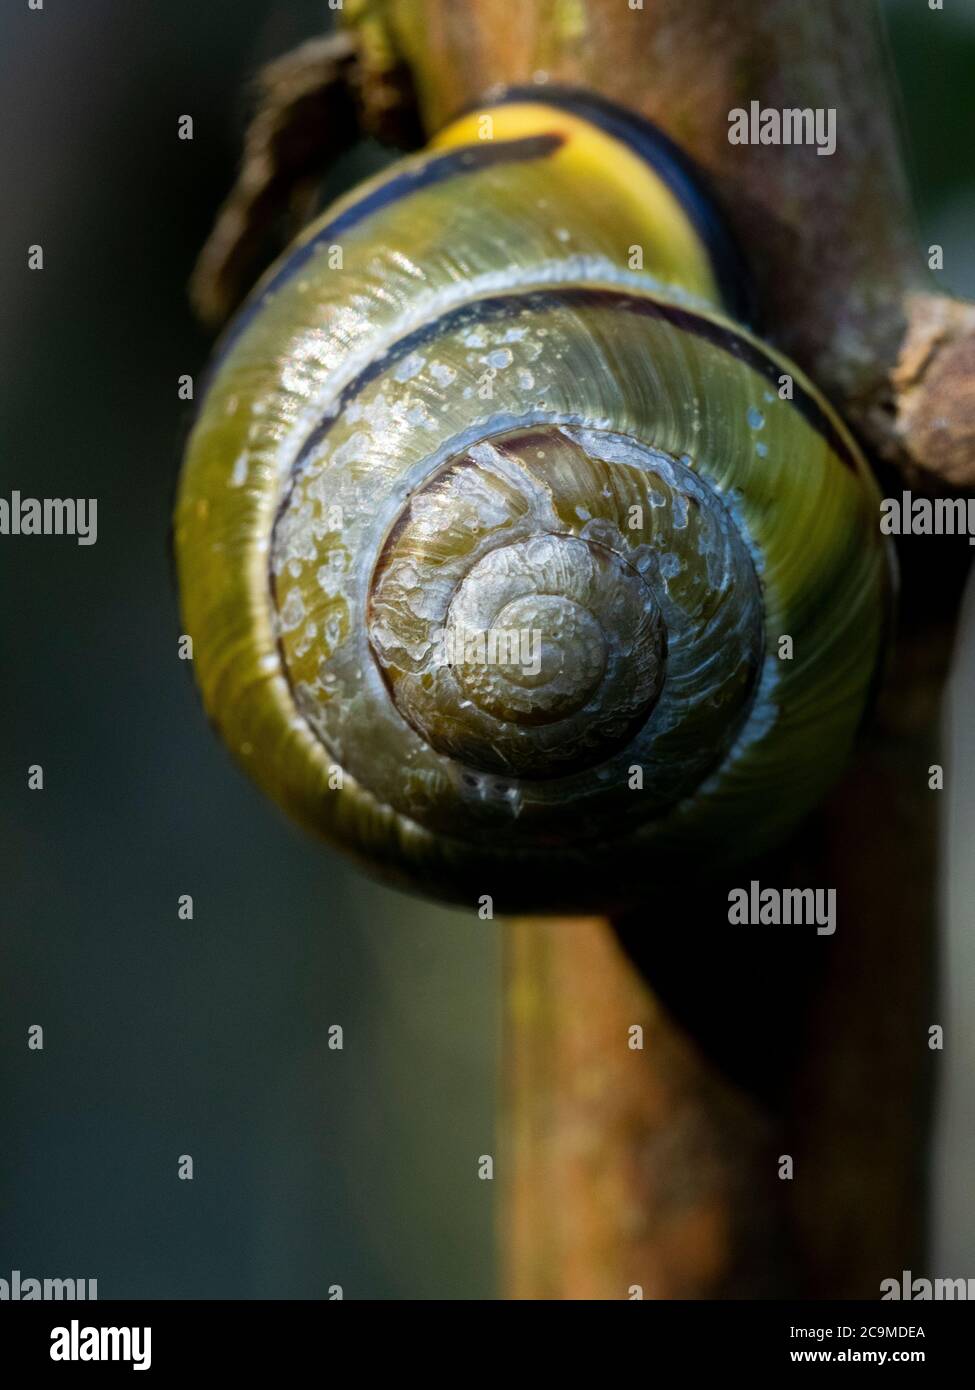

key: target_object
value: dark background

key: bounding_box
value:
[0,0,971,1298]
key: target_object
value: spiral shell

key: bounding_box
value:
[176,93,890,910]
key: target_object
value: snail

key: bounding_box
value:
[175,89,891,912]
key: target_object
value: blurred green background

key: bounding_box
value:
[0,0,971,1298]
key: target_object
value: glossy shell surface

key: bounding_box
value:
[176,99,889,909]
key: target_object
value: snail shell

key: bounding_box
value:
[176,92,890,911]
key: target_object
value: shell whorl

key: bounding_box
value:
[272,413,764,841]
[370,503,669,780]
[176,94,890,909]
